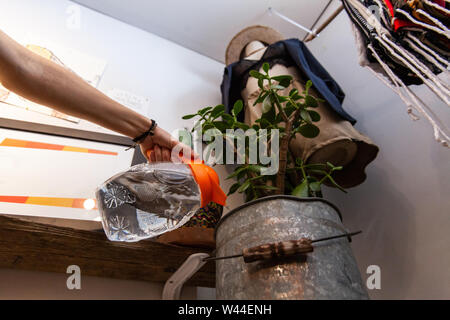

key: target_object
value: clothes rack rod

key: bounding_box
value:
[268,7,318,37]
[305,3,344,42]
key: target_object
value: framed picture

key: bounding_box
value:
[0,118,146,221]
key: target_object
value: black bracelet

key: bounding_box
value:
[126,119,157,150]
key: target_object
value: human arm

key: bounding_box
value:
[0,30,184,161]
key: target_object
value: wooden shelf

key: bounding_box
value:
[0,215,215,287]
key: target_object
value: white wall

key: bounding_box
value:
[306,2,450,299]
[0,0,225,299]
[0,268,197,300]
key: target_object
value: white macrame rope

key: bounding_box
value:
[376,34,450,105]
[369,47,450,147]
[423,0,450,15]
[368,44,422,118]
[359,0,450,101]
[412,92,450,147]
[368,45,449,146]
[395,9,450,39]
[406,33,449,67]
[345,0,450,146]
[404,38,448,73]
[416,8,449,31]
[387,34,450,92]
[380,34,450,99]
[367,50,420,120]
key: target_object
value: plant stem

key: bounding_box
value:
[275,120,292,194]
[287,151,300,187]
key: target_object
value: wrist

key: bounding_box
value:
[125,118,157,151]
[130,116,153,139]
[133,119,157,143]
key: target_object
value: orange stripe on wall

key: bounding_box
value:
[88,149,118,156]
[26,141,64,151]
[0,138,28,148]
[0,138,117,156]
[0,195,97,210]
[26,196,74,208]
[0,195,28,204]
[63,146,89,153]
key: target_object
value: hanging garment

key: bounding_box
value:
[343,0,450,147]
[391,0,450,27]
[352,0,446,76]
[344,0,425,84]
[221,39,355,124]
[383,0,450,59]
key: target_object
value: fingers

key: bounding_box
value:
[154,145,163,161]
[170,139,199,162]
[139,126,199,163]
[149,149,156,162]
[146,145,171,163]
[162,148,171,162]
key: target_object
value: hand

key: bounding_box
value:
[139,126,196,162]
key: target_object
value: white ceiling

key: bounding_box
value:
[73,0,332,63]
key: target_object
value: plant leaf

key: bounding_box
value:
[298,123,320,138]
[279,78,291,88]
[254,185,279,191]
[305,80,313,92]
[271,84,285,90]
[232,100,244,117]
[309,181,321,192]
[308,110,321,122]
[277,95,288,102]
[238,180,251,193]
[258,78,264,90]
[182,114,197,120]
[292,180,309,198]
[262,62,270,73]
[221,113,234,124]
[211,105,225,118]
[305,95,318,108]
[212,121,229,131]
[272,75,292,88]
[249,70,264,79]
[262,95,272,113]
[198,107,212,116]
[272,75,292,82]
[254,92,269,105]
[228,183,241,196]
[248,165,265,174]
[226,166,247,179]
[285,103,297,117]
[235,122,250,130]
[326,174,347,193]
[300,109,312,123]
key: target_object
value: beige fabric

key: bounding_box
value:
[225,25,284,65]
[242,64,379,188]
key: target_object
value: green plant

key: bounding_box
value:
[183,62,345,201]
[290,160,346,198]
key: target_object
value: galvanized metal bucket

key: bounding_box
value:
[215,196,369,300]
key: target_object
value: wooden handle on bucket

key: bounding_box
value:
[242,238,314,263]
